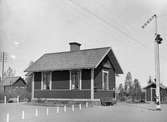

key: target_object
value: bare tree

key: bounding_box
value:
[132,79,142,102]
[3,67,16,79]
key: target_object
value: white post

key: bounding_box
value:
[79,104,82,110]
[86,102,88,108]
[69,71,72,90]
[6,113,9,122]
[46,108,49,116]
[56,107,59,113]
[64,105,66,112]
[17,96,19,104]
[41,72,43,90]
[4,96,7,104]
[49,72,52,90]
[22,111,24,119]
[91,69,94,100]
[79,70,82,90]
[72,105,74,112]
[32,73,34,100]
[35,109,38,117]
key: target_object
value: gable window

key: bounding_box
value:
[42,72,51,90]
[102,70,109,90]
[70,70,81,90]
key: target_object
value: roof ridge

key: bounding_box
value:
[44,47,111,55]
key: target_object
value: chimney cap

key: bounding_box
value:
[69,42,81,46]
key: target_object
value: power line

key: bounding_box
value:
[68,0,146,48]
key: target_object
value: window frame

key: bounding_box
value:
[70,70,82,90]
[102,70,109,90]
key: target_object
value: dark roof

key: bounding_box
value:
[3,76,26,86]
[143,82,167,89]
[25,47,123,74]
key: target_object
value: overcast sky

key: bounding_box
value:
[0,0,167,87]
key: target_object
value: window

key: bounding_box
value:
[71,70,81,90]
[102,70,109,90]
[42,72,51,90]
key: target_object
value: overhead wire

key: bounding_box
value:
[68,0,147,48]
[67,0,166,62]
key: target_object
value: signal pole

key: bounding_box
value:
[142,14,162,110]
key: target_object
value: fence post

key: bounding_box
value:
[6,113,9,122]
[79,104,82,110]
[22,111,24,119]
[46,108,49,116]
[17,96,19,104]
[4,96,7,104]
[86,102,88,108]
[72,105,74,112]
[64,105,66,112]
[35,109,38,117]
[56,107,59,113]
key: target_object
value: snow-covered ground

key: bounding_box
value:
[0,102,167,122]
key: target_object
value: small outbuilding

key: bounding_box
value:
[3,76,27,92]
[25,42,123,101]
[143,82,167,103]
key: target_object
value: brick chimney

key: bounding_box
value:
[69,42,81,51]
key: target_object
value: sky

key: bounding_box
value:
[0,0,167,87]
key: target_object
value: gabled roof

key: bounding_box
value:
[25,47,123,74]
[3,76,26,86]
[143,82,167,89]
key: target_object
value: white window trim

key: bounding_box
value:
[69,71,72,90]
[102,70,109,90]
[79,70,82,90]
[41,72,43,90]
[49,72,52,90]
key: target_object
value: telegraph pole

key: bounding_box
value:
[142,14,162,110]
[0,52,7,82]
[2,52,5,82]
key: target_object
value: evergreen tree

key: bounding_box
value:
[124,72,133,96]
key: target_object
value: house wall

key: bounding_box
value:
[94,90,115,99]
[94,56,116,99]
[34,90,91,99]
[34,72,41,89]
[34,70,91,99]
[146,88,151,101]
[94,56,115,90]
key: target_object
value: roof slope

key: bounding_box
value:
[143,82,167,89]
[25,47,123,73]
[3,77,25,86]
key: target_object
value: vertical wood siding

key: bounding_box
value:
[34,72,41,89]
[52,71,70,89]
[34,90,91,99]
[82,69,91,89]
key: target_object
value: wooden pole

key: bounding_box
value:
[154,15,161,110]
[91,69,94,100]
